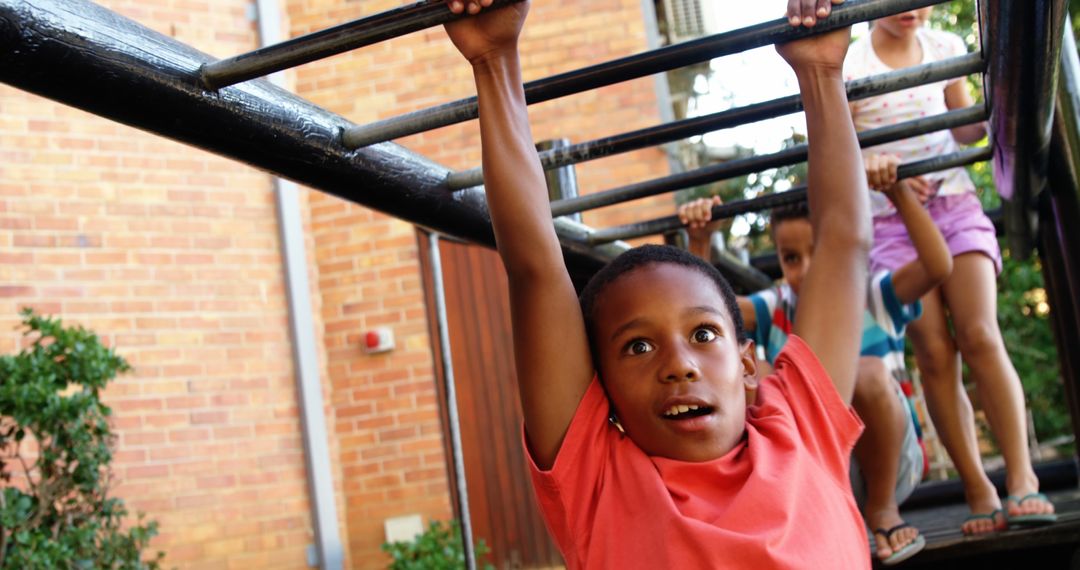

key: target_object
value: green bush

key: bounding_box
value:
[0,309,163,569]
[381,520,492,570]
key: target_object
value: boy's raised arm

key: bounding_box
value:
[444,0,593,469]
[778,1,872,405]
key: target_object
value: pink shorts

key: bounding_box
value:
[870,192,1002,275]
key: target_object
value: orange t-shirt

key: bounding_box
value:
[527,336,868,569]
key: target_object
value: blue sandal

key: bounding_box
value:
[961,508,1005,535]
[1006,493,1058,527]
[874,523,926,566]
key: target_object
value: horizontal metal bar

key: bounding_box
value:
[200,0,524,90]
[342,0,948,148]
[713,248,774,293]
[553,103,988,217]
[0,0,620,280]
[447,51,985,190]
[588,146,993,245]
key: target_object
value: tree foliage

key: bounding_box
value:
[0,309,163,569]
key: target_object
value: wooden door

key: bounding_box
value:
[419,233,563,569]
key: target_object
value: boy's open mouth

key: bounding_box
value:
[661,404,714,420]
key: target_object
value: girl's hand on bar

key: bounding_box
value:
[864,153,900,191]
[786,0,844,28]
[444,0,528,66]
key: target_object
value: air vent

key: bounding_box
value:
[662,0,721,42]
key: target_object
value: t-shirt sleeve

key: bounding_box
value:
[869,271,923,335]
[762,336,864,482]
[525,376,612,556]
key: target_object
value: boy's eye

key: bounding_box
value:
[783,254,799,264]
[625,340,654,355]
[691,327,718,343]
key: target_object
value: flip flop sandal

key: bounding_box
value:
[874,523,926,566]
[961,509,1005,535]
[1006,493,1058,527]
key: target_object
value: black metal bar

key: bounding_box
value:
[342,0,948,148]
[713,250,774,294]
[446,51,985,190]
[0,0,619,279]
[981,0,1067,259]
[587,146,993,245]
[554,104,987,218]
[200,0,525,90]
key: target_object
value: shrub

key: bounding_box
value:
[0,309,163,569]
[382,519,492,570]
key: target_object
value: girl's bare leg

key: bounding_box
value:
[906,286,1003,533]
[941,253,1053,519]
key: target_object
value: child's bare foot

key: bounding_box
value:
[868,508,923,563]
[1004,489,1057,526]
[960,484,1006,535]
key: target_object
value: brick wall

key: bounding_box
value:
[1,0,679,567]
[0,0,350,568]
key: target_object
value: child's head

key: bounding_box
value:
[873,8,932,38]
[770,202,814,296]
[579,245,757,462]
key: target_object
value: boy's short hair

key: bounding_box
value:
[769,200,810,231]
[578,244,747,355]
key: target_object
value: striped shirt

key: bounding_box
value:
[747,271,922,384]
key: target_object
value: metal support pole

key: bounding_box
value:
[343,0,948,148]
[1042,15,1080,453]
[554,104,987,218]
[426,233,477,570]
[587,146,993,245]
[252,0,343,567]
[981,0,1067,258]
[538,139,582,224]
[200,0,524,90]
[446,52,984,190]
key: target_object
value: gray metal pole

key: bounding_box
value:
[426,233,477,570]
[587,146,994,244]
[254,0,343,567]
[538,139,582,224]
[342,0,949,148]
[446,52,984,190]
[551,104,988,217]
[201,0,525,89]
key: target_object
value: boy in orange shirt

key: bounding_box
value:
[444,0,873,566]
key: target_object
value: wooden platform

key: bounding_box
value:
[879,487,1080,569]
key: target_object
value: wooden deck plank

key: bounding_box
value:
[875,488,1080,568]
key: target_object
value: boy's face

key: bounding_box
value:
[591,263,758,462]
[875,8,932,38]
[774,218,814,296]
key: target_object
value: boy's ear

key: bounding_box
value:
[739,340,759,391]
